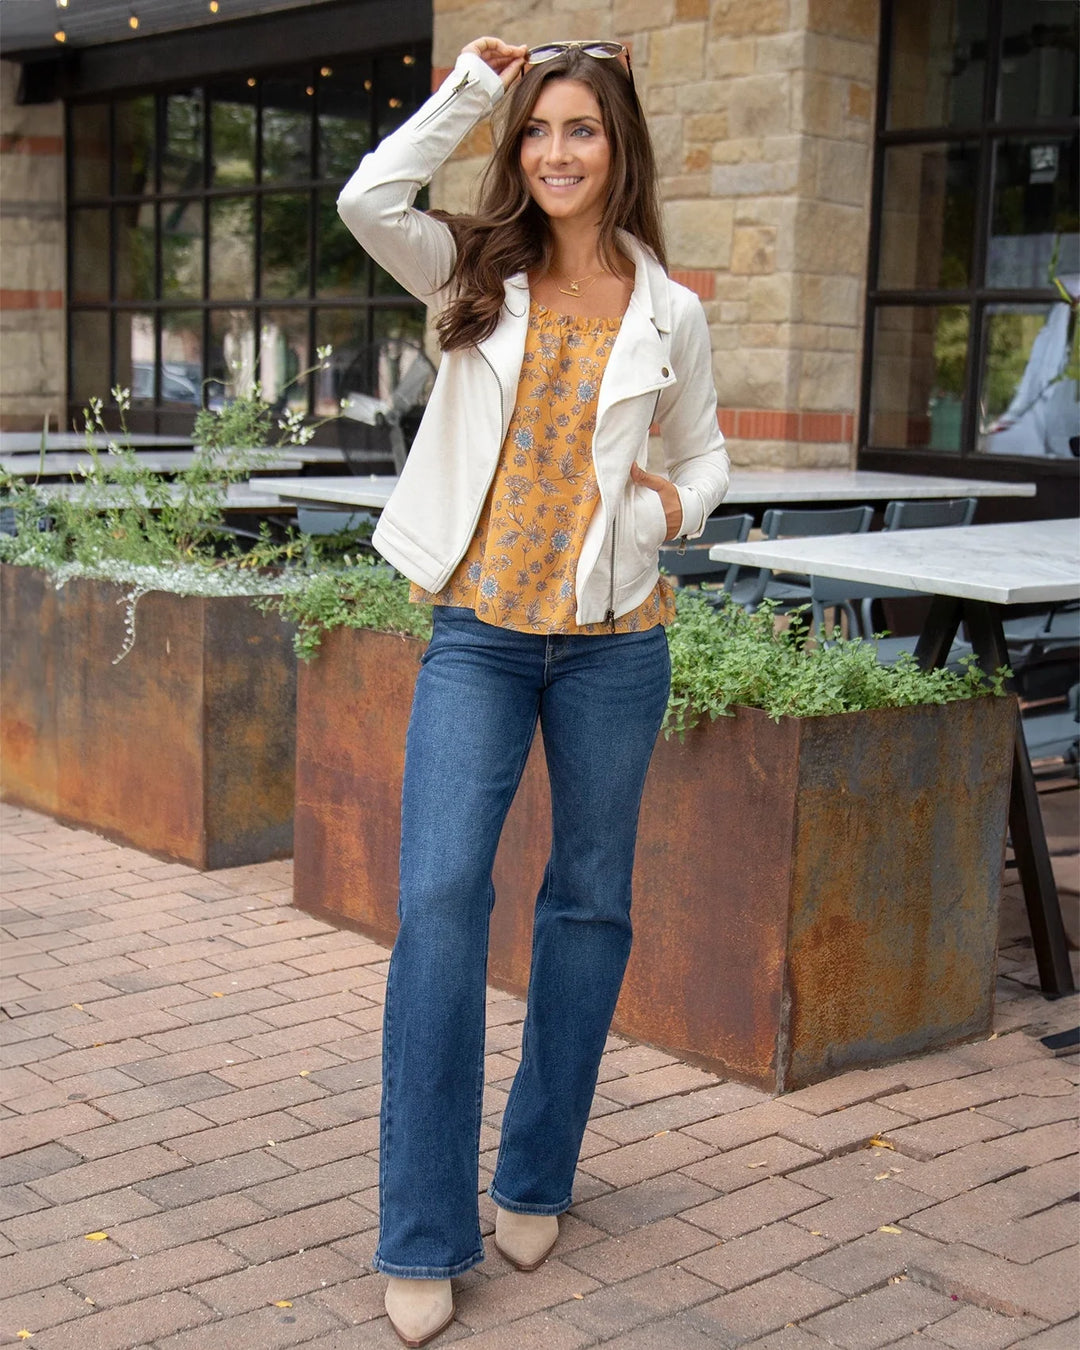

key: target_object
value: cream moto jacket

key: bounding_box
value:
[337,51,731,627]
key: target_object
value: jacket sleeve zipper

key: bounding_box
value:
[414,72,473,129]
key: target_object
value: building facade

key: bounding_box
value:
[1,0,1076,516]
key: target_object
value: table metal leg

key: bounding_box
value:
[913,595,963,670]
[963,601,1075,999]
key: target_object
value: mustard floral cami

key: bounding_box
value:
[411,301,675,635]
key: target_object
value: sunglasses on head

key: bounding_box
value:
[524,40,636,91]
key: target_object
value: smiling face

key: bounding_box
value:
[519,78,612,226]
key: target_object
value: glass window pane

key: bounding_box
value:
[70,311,111,408]
[315,306,428,419]
[376,49,425,141]
[317,189,367,295]
[115,312,160,408]
[262,75,313,183]
[161,310,205,407]
[160,198,204,300]
[209,197,255,299]
[70,102,110,199]
[260,310,310,416]
[988,134,1080,288]
[887,0,987,130]
[998,0,1079,124]
[878,143,979,290]
[869,304,970,451]
[318,59,373,179]
[114,95,155,196]
[71,208,110,302]
[210,81,256,186]
[209,309,258,404]
[115,201,155,302]
[261,193,310,298]
[979,301,1079,458]
[162,91,203,194]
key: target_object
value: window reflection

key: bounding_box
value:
[116,311,158,405]
[161,310,204,406]
[263,76,312,183]
[260,310,310,415]
[998,0,1079,124]
[209,310,257,404]
[988,135,1080,288]
[979,299,1080,457]
[210,81,256,186]
[160,198,204,300]
[70,103,110,199]
[70,312,111,407]
[878,143,979,290]
[887,0,987,130]
[209,197,255,299]
[162,92,203,195]
[114,96,155,197]
[262,193,310,298]
[870,305,970,450]
[317,189,367,295]
[71,208,110,302]
[318,60,372,179]
[115,201,156,302]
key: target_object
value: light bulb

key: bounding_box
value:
[128,12,140,29]
[403,54,415,66]
[56,0,69,9]
[209,0,220,11]
[246,77,256,88]
[320,66,332,77]
[54,28,67,41]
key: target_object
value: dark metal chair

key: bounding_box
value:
[658,513,753,594]
[735,504,875,631]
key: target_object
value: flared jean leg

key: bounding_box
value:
[490,624,671,1214]
[373,608,542,1278]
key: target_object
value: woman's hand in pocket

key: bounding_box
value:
[630,463,682,541]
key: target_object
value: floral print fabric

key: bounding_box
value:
[411,302,674,635]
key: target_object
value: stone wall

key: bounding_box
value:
[0,62,65,432]
[432,0,881,469]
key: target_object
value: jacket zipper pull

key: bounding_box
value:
[606,608,616,633]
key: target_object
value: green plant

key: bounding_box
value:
[260,554,432,660]
[664,593,1006,738]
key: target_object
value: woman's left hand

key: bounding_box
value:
[630,463,682,541]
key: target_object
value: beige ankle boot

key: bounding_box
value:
[384,1277,454,1348]
[494,1207,560,1271]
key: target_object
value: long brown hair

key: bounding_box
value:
[433,49,666,351]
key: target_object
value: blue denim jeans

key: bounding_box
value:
[372,605,671,1278]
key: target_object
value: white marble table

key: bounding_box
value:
[707,519,1078,606]
[255,469,1037,513]
[0,451,307,480]
[258,475,399,509]
[720,469,1036,505]
[0,432,196,453]
[709,518,1079,999]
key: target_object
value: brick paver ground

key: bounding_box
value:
[1,791,1077,1349]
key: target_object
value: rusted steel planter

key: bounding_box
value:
[0,565,296,869]
[294,626,1016,1092]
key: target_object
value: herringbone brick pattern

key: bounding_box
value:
[1,798,1077,1348]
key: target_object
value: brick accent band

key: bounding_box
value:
[718,409,855,444]
[0,135,63,156]
[1,290,64,310]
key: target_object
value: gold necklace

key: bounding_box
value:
[552,267,601,297]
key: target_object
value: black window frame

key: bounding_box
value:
[63,5,431,437]
[859,0,1079,513]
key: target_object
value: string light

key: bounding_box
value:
[320,66,332,77]
[246,77,256,88]
[305,85,314,96]
[56,0,69,9]
[363,79,372,91]
[54,28,67,41]
[402,54,415,66]
[128,11,140,29]
[209,0,220,11]
[388,97,402,108]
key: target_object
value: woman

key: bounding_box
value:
[338,35,729,1346]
